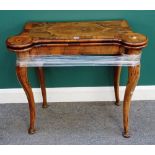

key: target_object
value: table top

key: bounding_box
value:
[6,20,148,50]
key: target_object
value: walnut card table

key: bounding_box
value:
[6,20,148,137]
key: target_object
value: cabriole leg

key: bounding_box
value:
[37,67,48,108]
[114,66,122,106]
[16,66,36,134]
[123,65,140,138]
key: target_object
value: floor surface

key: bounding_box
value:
[0,101,155,145]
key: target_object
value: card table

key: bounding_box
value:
[6,20,148,137]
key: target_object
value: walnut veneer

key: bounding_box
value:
[6,20,148,137]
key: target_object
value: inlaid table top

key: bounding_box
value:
[7,20,147,50]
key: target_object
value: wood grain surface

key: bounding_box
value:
[6,20,147,51]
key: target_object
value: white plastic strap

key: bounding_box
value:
[16,54,141,67]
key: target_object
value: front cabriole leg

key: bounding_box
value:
[122,49,141,138]
[16,66,36,134]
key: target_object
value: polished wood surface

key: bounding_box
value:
[7,20,147,51]
[6,20,148,137]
